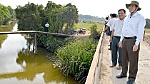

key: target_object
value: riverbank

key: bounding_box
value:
[0,23,82,84]
[0,21,17,32]
[0,21,17,48]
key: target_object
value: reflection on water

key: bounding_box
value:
[0,21,16,48]
[0,23,81,84]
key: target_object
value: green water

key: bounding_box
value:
[0,23,81,84]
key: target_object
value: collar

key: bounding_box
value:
[129,12,139,18]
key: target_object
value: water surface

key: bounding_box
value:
[0,23,81,84]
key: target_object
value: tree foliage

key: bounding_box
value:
[79,14,104,21]
[15,1,79,53]
[0,4,15,26]
[145,19,150,28]
[15,1,78,33]
[90,23,99,39]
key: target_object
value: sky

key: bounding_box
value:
[1,0,150,19]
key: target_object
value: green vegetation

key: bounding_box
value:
[0,35,7,48]
[74,22,103,31]
[51,23,101,83]
[79,14,104,21]
[0,21,16,48]
[0,4,16,26]
[15,1,78,33]
[55,37,97,83]
[90,23,100,39]
[145,17,150,33]
[15,1,78,53]
[145,19,150,29]
[0,21,16,31]
[0,4,16,47]
[15,1,102,83]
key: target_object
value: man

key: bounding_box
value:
[116,1,146,84]
[45,22,49,32]
[105,13,117,50]
[109,9,126,69]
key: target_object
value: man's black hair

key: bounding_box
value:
[118,9,126,14]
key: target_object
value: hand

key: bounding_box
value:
[109,38,112,42]
[102,30,106,32]
[133,45,138,52]
[118,41,122,48]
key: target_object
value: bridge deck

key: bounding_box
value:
[100,34,150,84]
[0,31,72,37]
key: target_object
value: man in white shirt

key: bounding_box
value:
[45,22,49,32]
[105,14,117,50]
[109,9,126,70]
[116,1,146,84]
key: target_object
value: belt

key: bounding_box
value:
[124,36,137,39]
[113,36,121,38]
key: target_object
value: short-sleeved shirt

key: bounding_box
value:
[45,23,49,27]
[106,18,116,31]
[112,18,124,36]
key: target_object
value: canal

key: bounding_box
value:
[0,23,81,84]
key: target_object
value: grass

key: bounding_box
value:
[74,22,104,32]
[55,38,97,83]
[0,21,16,32]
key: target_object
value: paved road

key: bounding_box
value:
[100,34,150,84]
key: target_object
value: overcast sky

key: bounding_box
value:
[1,0,150,18]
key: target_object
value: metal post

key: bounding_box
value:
[34,33,37,54]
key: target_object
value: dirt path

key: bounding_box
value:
[100,34,150,84]
[73,30,91,39]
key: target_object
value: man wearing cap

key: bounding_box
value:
[116,1,146,84]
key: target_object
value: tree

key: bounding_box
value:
[16,2,41,31]
[145,19,150,28]
[15,1,79,52]
[0,4,14,26]
[90,23,99,39]
[63,3,79,33]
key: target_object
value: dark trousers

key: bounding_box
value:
[45,27,49,32]
[109,31,112,50]
[121,38,140,80]
[111,36,122,66]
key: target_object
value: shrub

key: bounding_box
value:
[54,37,97,83]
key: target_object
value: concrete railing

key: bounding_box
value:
[85,27,105,84]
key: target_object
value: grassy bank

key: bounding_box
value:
[54,37,97,83]
[74,22,104,31]
[0,21,16,48]
[0,21,16,32]
[52,23,103,83]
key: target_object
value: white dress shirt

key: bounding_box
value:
[45,23,49,27]
[112,18,124,36]
[106,18,116,31]
[120,12,146,45]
